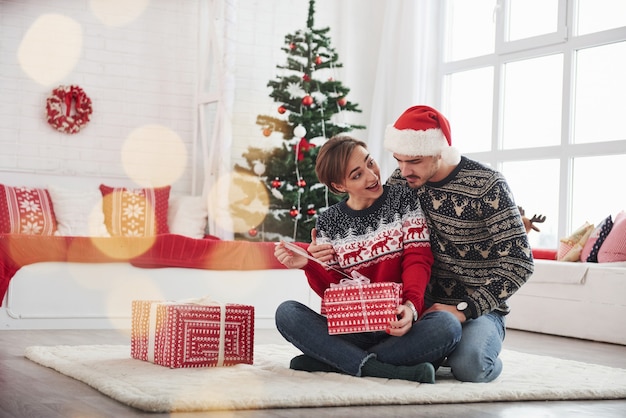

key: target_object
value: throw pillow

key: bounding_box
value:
[47,185,110,237]
[0,184,57,235]
[99,184,171,237]
[167,195,208,239]
[581,215,613,262]
[597,211,626,263]
[557,222,594,262]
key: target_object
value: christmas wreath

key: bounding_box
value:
[46,85,93,134]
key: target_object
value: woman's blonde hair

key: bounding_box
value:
[315,135,368,195]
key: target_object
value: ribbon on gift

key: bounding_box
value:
[329,271,371,331]
[329,271,370,288]
[147,296,227,366]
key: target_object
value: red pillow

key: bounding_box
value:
[597,211,626,263]
[531,248,557,260]
[0,185,57,235]
[99,184,171,237]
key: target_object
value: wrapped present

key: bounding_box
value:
[131,297,254,368]
[323,275,402,335]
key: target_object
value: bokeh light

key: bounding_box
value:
[121,125,188,188]
[90,0,150,27]
[207,171,269,234]
[17,14,82,87]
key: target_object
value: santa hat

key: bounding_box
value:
[384,105,461,165]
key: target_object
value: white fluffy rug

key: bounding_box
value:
[25,344,626,412]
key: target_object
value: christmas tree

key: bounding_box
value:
[234,0,365,242]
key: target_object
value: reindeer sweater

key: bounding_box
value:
[388,156,535,319]
[303,184,433,314]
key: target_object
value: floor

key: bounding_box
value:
[0,327,625,418]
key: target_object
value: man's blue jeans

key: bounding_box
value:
[447,310,506,383]
[275,300,462,377]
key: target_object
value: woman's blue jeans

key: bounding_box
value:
[275,300,506,382]
[275,300,462,377]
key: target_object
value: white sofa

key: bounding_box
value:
[0,261,316,330]
[506,259,626,345]
[0,171,319,330]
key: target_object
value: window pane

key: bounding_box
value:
[573,42,626,143]
[445,0,496,61]
[576,0,626,35]
[508,0,559,41]
[502,54,563,149]
[572,154,626,230]
[502,160,559,249]
[445,67,494,153]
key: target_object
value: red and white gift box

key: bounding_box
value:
[131,298,254,368]
[323,276,402,335]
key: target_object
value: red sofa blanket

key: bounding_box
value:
[0,234,298,306]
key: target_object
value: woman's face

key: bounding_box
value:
[332,145,383,209]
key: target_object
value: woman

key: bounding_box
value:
[274,136,461,383]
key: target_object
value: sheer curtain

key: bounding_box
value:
[197,0,237,239]
[366,0,442,177]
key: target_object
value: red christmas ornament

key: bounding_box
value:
[315,55,322,65]
[289,207,299,218]
[289,42,296,50]
[262,128,272,137]
[297,178,306,187]
[337,97,347,107]
[301,95,313,106]
[248,228,258,237]
[278,105,287,114]
[296,137,315,161]
[271,177,282,188]
[307,207,316,216]
[302,74,310,82]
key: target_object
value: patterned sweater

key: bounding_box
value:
[388,156,534,319]
[303,185,433,314]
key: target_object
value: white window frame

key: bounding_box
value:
[438,0,626,243]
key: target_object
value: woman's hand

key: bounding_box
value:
[307,228,336,263]
[386,304,414,337]
[274,242,308,269]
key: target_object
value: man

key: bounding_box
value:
[309,105,534,382]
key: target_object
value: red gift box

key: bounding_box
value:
[131,298,254,368]
[323,278,402,335]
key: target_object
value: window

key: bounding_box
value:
[440,0,626,249]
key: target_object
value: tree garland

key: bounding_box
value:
[46,85,93,134]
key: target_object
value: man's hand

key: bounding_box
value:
[307,228,336,263]
[274,242,308,269]
[422,303,467,323]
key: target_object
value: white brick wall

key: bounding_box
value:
[0,0,381,192]
[0,0,198,193]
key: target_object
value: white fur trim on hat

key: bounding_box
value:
[384,125,446,155]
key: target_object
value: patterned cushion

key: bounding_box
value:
[99,184,171,237]
[0,185,57,235]
[581,215,613,262]
[557,222,594,262]
[597,211,626,263]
